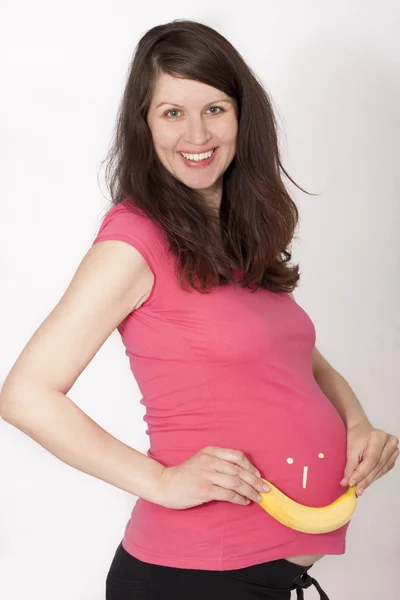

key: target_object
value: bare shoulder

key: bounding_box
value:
[1,240,153,399]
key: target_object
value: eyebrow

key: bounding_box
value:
[155,98,233,110]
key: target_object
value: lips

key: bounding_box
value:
[179,147,217,155]
[179,147,218,168]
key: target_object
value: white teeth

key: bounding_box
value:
[181,149,215,161]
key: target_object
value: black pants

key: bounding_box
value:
[106,542,330,600]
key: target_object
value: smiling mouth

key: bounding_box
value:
[180,148,217,162]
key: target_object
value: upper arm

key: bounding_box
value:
[0,240,152,407]
[311,346,332,377]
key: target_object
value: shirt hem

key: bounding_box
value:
[121,536,346,571]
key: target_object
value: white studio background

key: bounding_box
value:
[1,1,399,599]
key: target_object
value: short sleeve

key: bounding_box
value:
[92,203,165,272]
[91,202,167,307]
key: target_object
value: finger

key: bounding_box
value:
[211,484,251,505]
[346,435,385,486]
[208,447,261,477]
[210,472,262,503]
[355,441,393,486]
[340,454,362,486]
[356,448,399,493]
[374,448,399,481]
[343,436,397,491]
[212,457,269,494]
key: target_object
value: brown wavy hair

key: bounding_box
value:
[101,18,316,295]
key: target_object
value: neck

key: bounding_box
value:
[200,178,223,213]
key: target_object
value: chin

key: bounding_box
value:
[182,179,220,192]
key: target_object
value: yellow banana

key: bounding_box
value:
[257,478,357,534]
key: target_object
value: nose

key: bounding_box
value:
[302,465,308,489]
[184,116,211,146]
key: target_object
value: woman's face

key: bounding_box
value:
[147,72,238,207]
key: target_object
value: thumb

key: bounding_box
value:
[340,454,361,486]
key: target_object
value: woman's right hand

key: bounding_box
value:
[153,446,270,510]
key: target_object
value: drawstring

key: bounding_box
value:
[292,572,330,600]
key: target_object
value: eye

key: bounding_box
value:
[165,109,181,118]
[164,106,224,119]
[208,106,224,114]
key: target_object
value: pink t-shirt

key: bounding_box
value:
[91,198,350,571]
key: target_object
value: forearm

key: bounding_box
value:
[0,385,164,502]
[314,367,371,429]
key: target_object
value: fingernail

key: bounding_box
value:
[262,483,270,492]
[255,471,261,478]
[349,479,356,486]
[256,494,262,501]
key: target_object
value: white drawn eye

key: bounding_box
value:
[286,454,324,464]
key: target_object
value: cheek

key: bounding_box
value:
[152,127,180,151]
[216,119,238,145]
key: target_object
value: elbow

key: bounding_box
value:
[1,411,14,424]
[0,379,28,424]
[0,382,11,421]
[0,393,18,424]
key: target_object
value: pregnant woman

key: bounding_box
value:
[1,18,398,600]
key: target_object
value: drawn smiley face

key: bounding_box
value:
[286,453,325,488]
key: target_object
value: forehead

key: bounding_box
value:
[150,72,230,107]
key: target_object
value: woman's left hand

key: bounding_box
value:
[340,420,399,497]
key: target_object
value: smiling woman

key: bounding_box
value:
[146,74,238,206]
[100,17,310,295]
[3,16,397,600]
